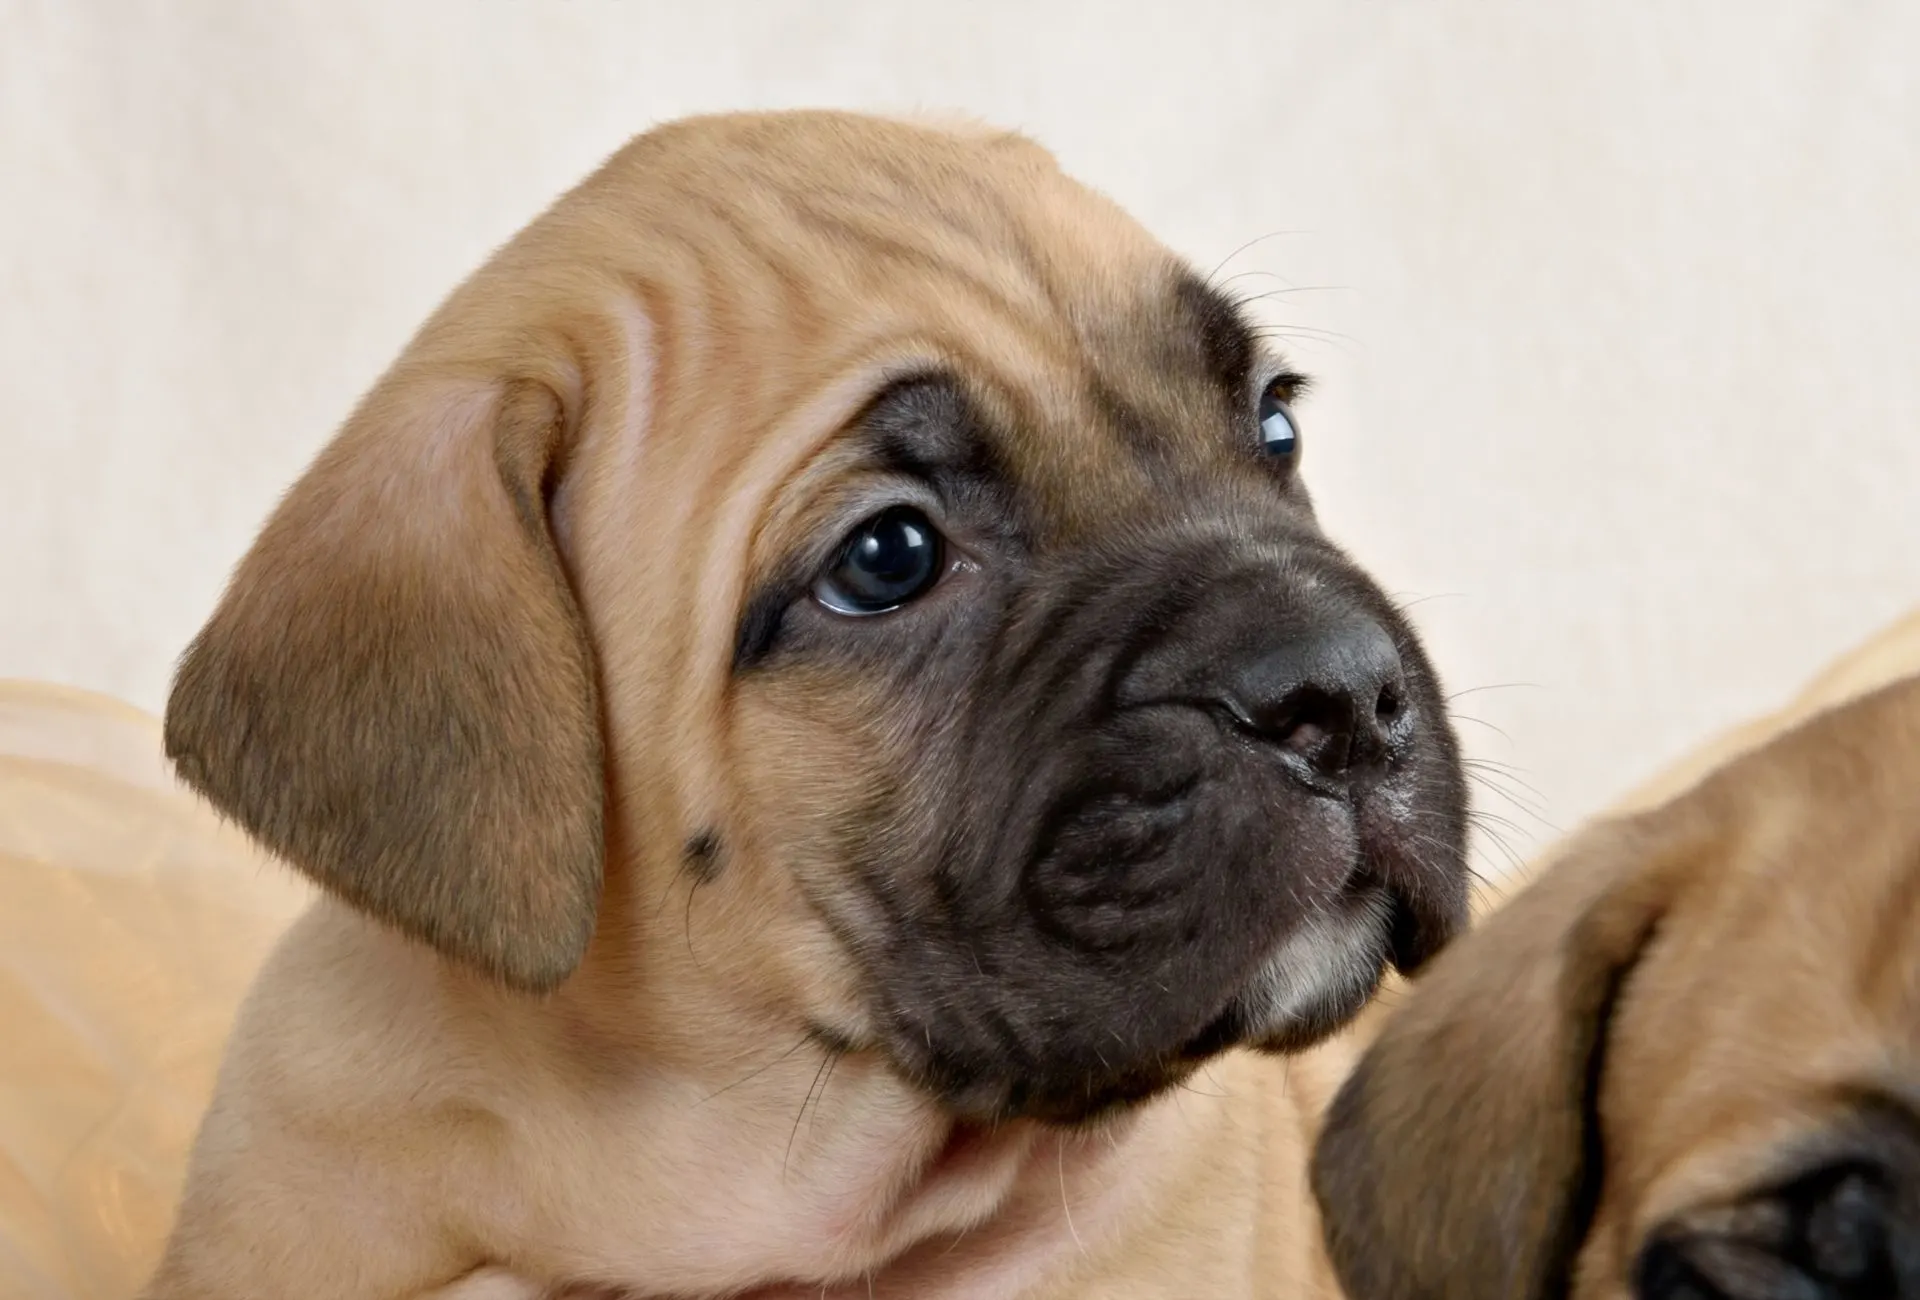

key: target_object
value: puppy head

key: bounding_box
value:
[167,111,1469,1123]
[1312,675,1920,1299]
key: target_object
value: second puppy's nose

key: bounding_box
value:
[1221,618,1408,779]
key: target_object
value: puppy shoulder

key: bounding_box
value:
[230,901,473,1096]
[150,906,518,1296]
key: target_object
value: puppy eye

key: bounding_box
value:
[1258,381,1300,461]
[814,506,945,616]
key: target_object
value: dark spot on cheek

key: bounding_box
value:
[683,829,722,882]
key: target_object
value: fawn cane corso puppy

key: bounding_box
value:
[145,106,1920,1300]
[147,110,1470,1297]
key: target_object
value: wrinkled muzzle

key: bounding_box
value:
[859,520,1470,1123]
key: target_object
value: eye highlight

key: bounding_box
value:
[813,506,945,616]
[1258,380,1300,462]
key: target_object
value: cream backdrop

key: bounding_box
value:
[4,2,1917,874]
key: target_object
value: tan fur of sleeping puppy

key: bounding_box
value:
[147,111,1472,1298]
[1313,615,1920,1300]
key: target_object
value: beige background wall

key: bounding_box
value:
[4,2,1916,872]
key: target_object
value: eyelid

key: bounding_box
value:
[800,478,946,567]
[1255,367,1308,405]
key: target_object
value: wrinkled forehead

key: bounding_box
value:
[887,269,1272,548]
[594,113,1273,530]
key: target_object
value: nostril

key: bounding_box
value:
[1285,720,1330,757]
[1264,687,1353,764]
[1374,681,1403,724]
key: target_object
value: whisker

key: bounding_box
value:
[1175,1076,1230,1100]
[1400,811,1517,878]
[1204,230,1313,284]
[1214,268,1291,290]
[1450,713,1516,745]
[784,1050,837,1177]
[653,870,681,920]
[683,876,703,966]
[1471,788,1555,835]
[1470,807,1547,843]
[1465,771,1556,826]
[696,1032,812,1105]
[1469,810,1528,855]
[1394,828,1494,891]
[1469,822,1530,879]
[1447,682,1544,701]
[1462,754,1537,779]
[1391,590,1467,613]
[1467,786,1549,824]
[1059,1140,1086,1256]
[1462,749,1525,767]
[1249,323,1359,347]
[1464,760,1544,796]
[1229,284,1352,309]
[1464,860,1518,907]
[809,1053,842,1137]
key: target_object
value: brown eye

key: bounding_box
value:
[814,506,944,615]
[1258,381,1300,461]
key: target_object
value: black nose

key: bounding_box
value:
[1221,618,1408,779]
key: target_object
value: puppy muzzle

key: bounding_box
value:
[863,526,1471,1125]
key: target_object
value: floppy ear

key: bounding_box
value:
[1311,800,1708,1300]
[165,365,604,993]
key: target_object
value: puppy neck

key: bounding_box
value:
[296,905,1331,1297]
[448,852,1316,1295]
[472,961,1196,1295]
